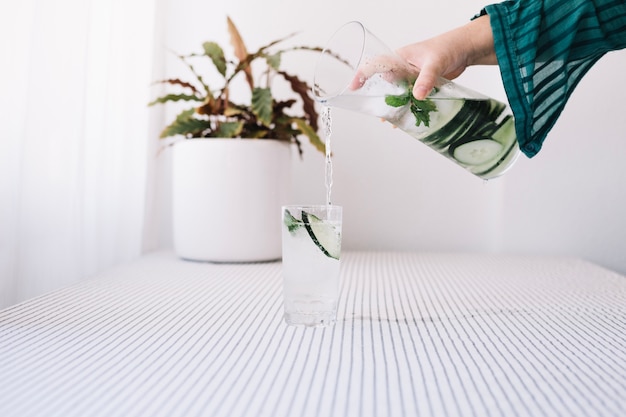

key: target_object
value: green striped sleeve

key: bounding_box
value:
[483,0,626,157]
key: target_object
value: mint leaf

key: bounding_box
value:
[410,97,437,127]
[283,209,302,233]
[385,93,410,107]
[385,84,438,127]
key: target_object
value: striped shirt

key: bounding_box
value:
[480,0,626,157]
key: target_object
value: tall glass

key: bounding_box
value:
[281,205,342,327]
[313,21,520,180]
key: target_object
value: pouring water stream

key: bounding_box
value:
[322,106,333,206]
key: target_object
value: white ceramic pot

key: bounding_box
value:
[172,139,293,262]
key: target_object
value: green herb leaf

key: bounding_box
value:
[283,209,302,233]
[385,93,410,107]
[410,97,437,127]
[385,85,438,127]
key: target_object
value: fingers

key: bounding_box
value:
[412,68,438,100]
[396,44,440,100]
[349,56,386,90]
[349,55,412,91]
[349,69,366,90]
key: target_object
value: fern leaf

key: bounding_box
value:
[202,42,227,77]
[251,87,273,127]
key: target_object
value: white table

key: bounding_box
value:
[1,251,625,417]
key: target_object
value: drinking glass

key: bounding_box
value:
[281,205,342,327]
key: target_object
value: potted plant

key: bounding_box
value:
[150,16,327,263]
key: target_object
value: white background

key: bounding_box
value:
[151,0,626,274]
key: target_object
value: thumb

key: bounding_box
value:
[412,68,438,100]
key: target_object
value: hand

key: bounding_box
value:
[395,14,497,100]
[348,54,416,91]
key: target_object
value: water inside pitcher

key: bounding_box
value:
[313,21,520,180]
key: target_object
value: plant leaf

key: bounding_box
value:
[283,209,303,233]
[273,99,297,116]
[277,71,318,131]
[409,97,437,127]
[216,121,244,138]
[265,52,281,70]
[202,42,227,77]
[226,16,254,89]
[159,108,212,138]
[223,106,244,117]
[152,78,199,94]
[385,93,410,107]
[149,93,204,106]
[386,85,437,127]
[178,54,214,100]
[251,33,298,57]
[252,87,273,127]
[292,118,325,154]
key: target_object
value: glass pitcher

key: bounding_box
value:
[313,21,520,180]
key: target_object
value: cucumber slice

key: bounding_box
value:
[302,211,341,260]
[491,115,515,143]
[474,116,518,178]
[421,99,475,147]
[422,99,488,149]
[452,139,503,165]
[486,97,507,120]
[474,138,519,178]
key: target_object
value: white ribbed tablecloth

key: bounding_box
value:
[1,251,625,417]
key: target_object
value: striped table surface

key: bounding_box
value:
[1,251,625,417]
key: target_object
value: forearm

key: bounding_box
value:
[462,14,497,66]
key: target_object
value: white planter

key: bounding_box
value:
[172,139,293,262]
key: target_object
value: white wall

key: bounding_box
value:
[153,0,626,274]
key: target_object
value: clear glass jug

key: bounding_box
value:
[313,21,520,180]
